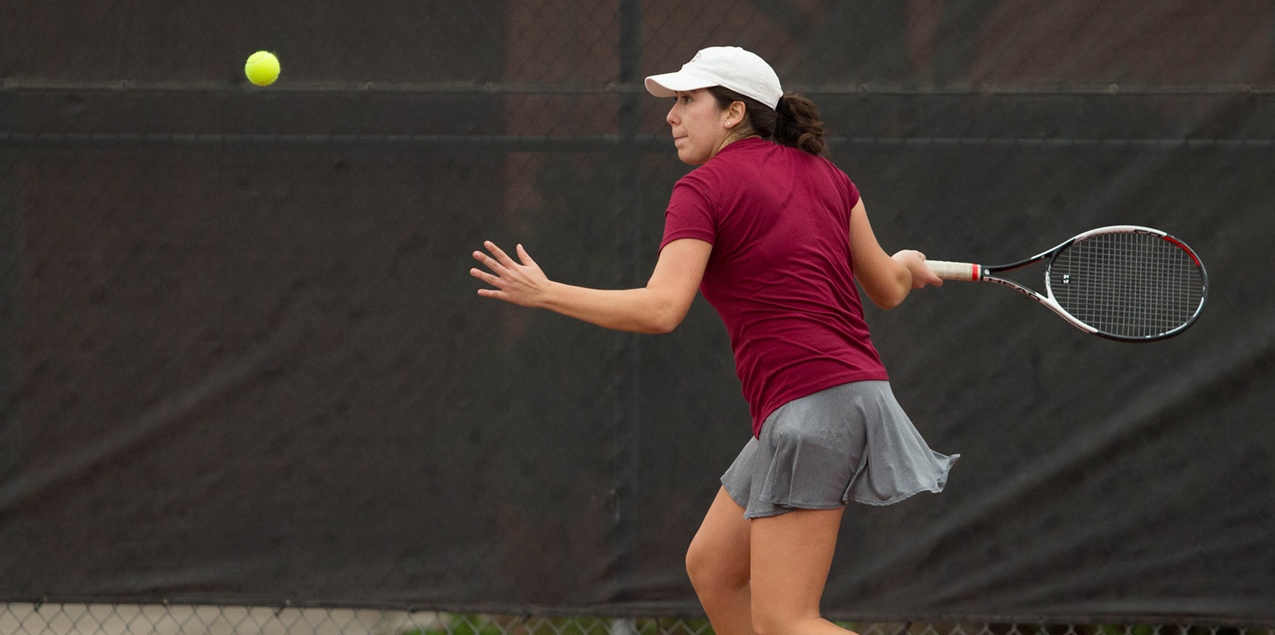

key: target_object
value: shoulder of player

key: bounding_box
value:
[809,153,854,191]
[674,154,735,194]
[678,140,844,191]
[807,150,846,174]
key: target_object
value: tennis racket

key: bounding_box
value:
[925,225,1208,342]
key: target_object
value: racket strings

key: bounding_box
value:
[1049,232,1206,339]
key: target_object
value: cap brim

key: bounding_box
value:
[644,71,717,98]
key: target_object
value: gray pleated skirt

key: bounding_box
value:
[722,380,959,519]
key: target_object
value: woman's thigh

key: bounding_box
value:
[749,507,844,620]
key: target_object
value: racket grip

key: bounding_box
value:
[926,260,981,281]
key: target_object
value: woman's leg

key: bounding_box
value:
[686,487,755,635]
[749,507,857,635]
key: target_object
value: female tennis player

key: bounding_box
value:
[471,46,958,635]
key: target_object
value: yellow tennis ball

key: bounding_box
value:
[245,51,280,86]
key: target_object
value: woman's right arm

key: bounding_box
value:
[848,198,942,310]
[472,238,711,334]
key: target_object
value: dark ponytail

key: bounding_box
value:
[708,87,828,156]
[774,94,826,156]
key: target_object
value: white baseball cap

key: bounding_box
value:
[644,46,783,110]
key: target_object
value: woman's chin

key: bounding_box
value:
[676,148,705,165]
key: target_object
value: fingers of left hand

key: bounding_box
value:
[485,241,518,266]
[470,268,502,287]
[473,250,510,275]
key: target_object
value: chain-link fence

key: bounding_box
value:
[3,608,1271,635]
[3,0,1275,631]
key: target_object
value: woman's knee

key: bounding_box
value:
[686,488,752,591]
[685,539,745,591]
[749,610,782,635]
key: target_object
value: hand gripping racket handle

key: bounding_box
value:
[926,260,981,282]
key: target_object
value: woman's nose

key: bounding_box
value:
[666,104,677,125]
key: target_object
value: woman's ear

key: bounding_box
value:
[726,101,747,128]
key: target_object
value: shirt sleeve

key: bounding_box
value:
[845,175,861,209]
[660,178,717,251]
[828,157,861,210]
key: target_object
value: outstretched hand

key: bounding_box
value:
[471,241,551,307]
[892,249,944,289]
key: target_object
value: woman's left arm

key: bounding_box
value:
[471,238,712,334]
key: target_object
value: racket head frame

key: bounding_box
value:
[935,225,1208,342]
